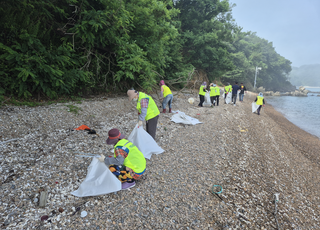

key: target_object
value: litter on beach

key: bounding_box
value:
[171,110,202,125]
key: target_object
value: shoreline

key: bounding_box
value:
[264,103,320,166]
[0,92,319,228]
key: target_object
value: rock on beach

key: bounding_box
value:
[0,91,319,229]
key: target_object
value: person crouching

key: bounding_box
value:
[98,128,146,190]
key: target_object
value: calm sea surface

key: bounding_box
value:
[265,87,320,139]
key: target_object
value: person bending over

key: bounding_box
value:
[98,128,146,190]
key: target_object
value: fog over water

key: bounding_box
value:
[266,87,320,139]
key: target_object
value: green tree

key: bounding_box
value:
[175,0,235,81]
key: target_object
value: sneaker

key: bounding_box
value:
[121,181,136,190]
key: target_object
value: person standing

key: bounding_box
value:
[159,80,173,113]
[98,128,146,190]
[224,82,232,100]
[213,84,220,106]
[198,82,207,107]
[232,81,240,106]
[254,92,265,115]
[209,83,216,107]
[239,83,247,102]
[127,90,160,139]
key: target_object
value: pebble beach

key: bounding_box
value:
[0,91,319,229]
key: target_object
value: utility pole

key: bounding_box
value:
[254,66,261,90]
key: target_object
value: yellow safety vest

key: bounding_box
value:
[136,92,160,121]
[199,85,206,96]
[224,85,231,93]
[210,87,216,97]
[214,86,220,96]
[114,139,146,174]
[256,96,264,105]
[161,85,172,98]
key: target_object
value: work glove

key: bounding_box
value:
[98,154,105,162]
[263,104,265,107]
[138,120,143,127]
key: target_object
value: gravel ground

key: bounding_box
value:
[0,91,319,229]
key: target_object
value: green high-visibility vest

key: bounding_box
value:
[256,96,264,105]
[210,87,216,96]
[114,139,146,174]
[199,85,206,96]
[136,92,160,121]
[214,86,220,96]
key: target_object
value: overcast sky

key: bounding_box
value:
[230,0,320,67]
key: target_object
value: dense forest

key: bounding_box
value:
[0,0,294,100]
[289,64,320,87]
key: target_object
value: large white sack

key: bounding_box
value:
[225,93,232,104]
[71,157,121,197]
[203,92,211,106]
[252,102,260,113]
[171,110,202,125]
[128,125,164,160]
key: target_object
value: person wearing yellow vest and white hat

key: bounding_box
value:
[127,89,160,139]
[198,82,207,107]
[209,83,216,107]
[98,128,146,190]
[254,92,265,115]
[210,83,221,106]
[159,80,173,113]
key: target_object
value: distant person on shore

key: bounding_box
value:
[198,82,207,107]
[209,83,216,107]
[213,84,221,106]
[98,128,146,190]
[224,82,232,101]
[239,83,247,102]
[210,83,221,106]
[159,80,173,113]
[232,81,240,106]
[254,92,265,115]
[127,89,160,139]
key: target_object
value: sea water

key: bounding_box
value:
[265,87,320,139]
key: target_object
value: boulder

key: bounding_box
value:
[273,91,281,96]
[299,86,305,91]
[257,87,265,93]
[264,91,274,96]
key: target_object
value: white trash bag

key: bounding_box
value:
[128,125,164,160]
[171,110,202,125]
[225,93,232,104]
[188,98,195,104]
[71,157,121,197]
[252,102,260,113]
[203,92,211,106]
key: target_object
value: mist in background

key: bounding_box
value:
[231,0,320,68]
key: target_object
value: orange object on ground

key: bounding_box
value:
[74,125,90,130]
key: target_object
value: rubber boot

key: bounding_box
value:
[169,108,172,113]
[161,109,166,113]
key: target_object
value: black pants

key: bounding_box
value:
[146,115,159,139]
[210,96,215,105]
[198,95,205,107]
[232,94,237,104]
[257,105,262,115]
[215,96,219,106]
